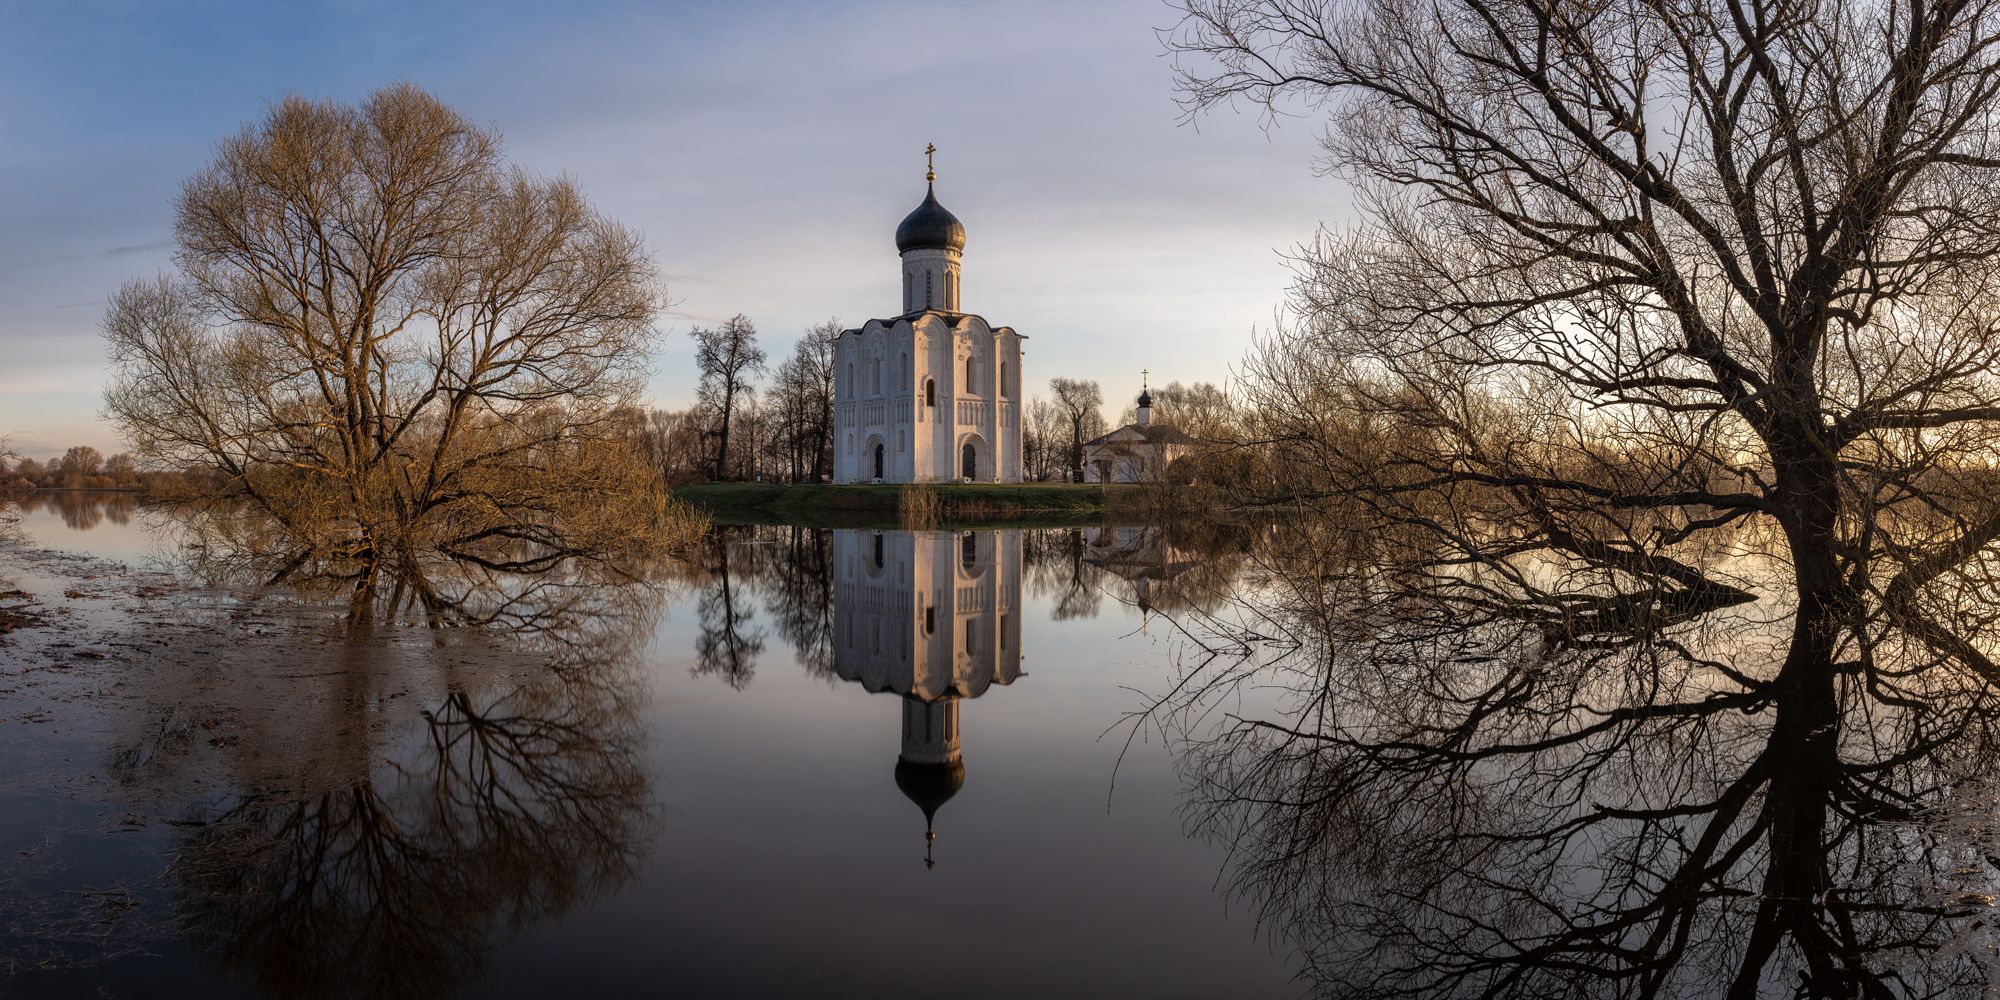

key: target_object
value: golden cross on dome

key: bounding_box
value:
[925,143,936,184]
[1142,368,1150,392]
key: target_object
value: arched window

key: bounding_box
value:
[925,606,935,635]
[999,362,1008,397]
[901,353,909,385]
[926,272,933,309]
[961,532,976,569]
[845,363,853,395]
[925,379,935,407]
[965,356,976,392]
[871,359,880,395]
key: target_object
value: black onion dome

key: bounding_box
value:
[1137,389,1153,408]
[895,184,966,253]
[894,758,966,826]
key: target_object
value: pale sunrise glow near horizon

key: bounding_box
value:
[0,0,1337,460]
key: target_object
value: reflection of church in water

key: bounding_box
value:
[831,529,1023,867]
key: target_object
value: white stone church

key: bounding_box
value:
[832,153,1023,483]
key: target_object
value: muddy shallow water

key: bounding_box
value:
[0,495,1296,998]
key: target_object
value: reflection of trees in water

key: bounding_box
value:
[1023,528,1104,621]
[166,676,647,1000]
[1154,516,2000,997]
[87,534,663,998]
[152,476,700,632]
[15,491,137,531]
[169,503,676,647]
[691,534,767,690]
[1025,521,1260,621]
[679,521,1261,695]
[758,526,837,679]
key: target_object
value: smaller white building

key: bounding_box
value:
[1082,385,1199,483]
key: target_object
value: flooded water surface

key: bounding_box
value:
[0,496,1294,998]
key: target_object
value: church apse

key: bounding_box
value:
[830,528,1024,867]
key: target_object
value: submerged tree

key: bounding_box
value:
[102,84,699,613]
[1164,0,2000,995]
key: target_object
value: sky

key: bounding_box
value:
[0,0,1344,461]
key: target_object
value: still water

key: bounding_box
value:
[0,496,1296,997]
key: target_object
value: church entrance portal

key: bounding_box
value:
[962,442,976,480]
[874,443,885,480]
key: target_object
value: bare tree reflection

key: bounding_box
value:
[691,534,766,690]
[1023,528,1106,621]
[158,669,646,1000]
[168,504,680,656]
[760,525,837,679]
[13,491,137,531]
[84,538,663,998]
[1154,517,2000,998]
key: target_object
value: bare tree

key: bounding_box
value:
[56,445,103,488]
[102,84,693,611]
[1020,396,1059,481]
[102,453,137,485]
[638,407,708,485]
[691,314,766,481]
[1163,0,2000,994]
[767,319,839,483]
[1048,378,1104,483]
[1145,381,1237,439]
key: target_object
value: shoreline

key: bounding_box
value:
[672,481,1154,527]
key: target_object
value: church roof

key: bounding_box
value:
[895,183,967,253]
[1084,423,1200,448]
[840,310,1024,337]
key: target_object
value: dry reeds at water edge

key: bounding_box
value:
[899,484,942,530]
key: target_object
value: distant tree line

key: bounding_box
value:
[0,445,162,492]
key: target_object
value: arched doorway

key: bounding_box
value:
[957,434,987,482]
[872,441,885,479]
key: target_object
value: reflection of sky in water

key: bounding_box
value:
[3,504,1296,996]
[570,527,1291,996]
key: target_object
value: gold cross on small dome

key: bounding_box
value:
[925,143,936,183]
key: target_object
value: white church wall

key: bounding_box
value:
[829,178,1022,484]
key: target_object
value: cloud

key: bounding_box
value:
[102,240,172,258]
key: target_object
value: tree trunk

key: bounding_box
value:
[714,381,735,480]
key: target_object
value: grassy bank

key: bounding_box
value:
[672,482,1148,527]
